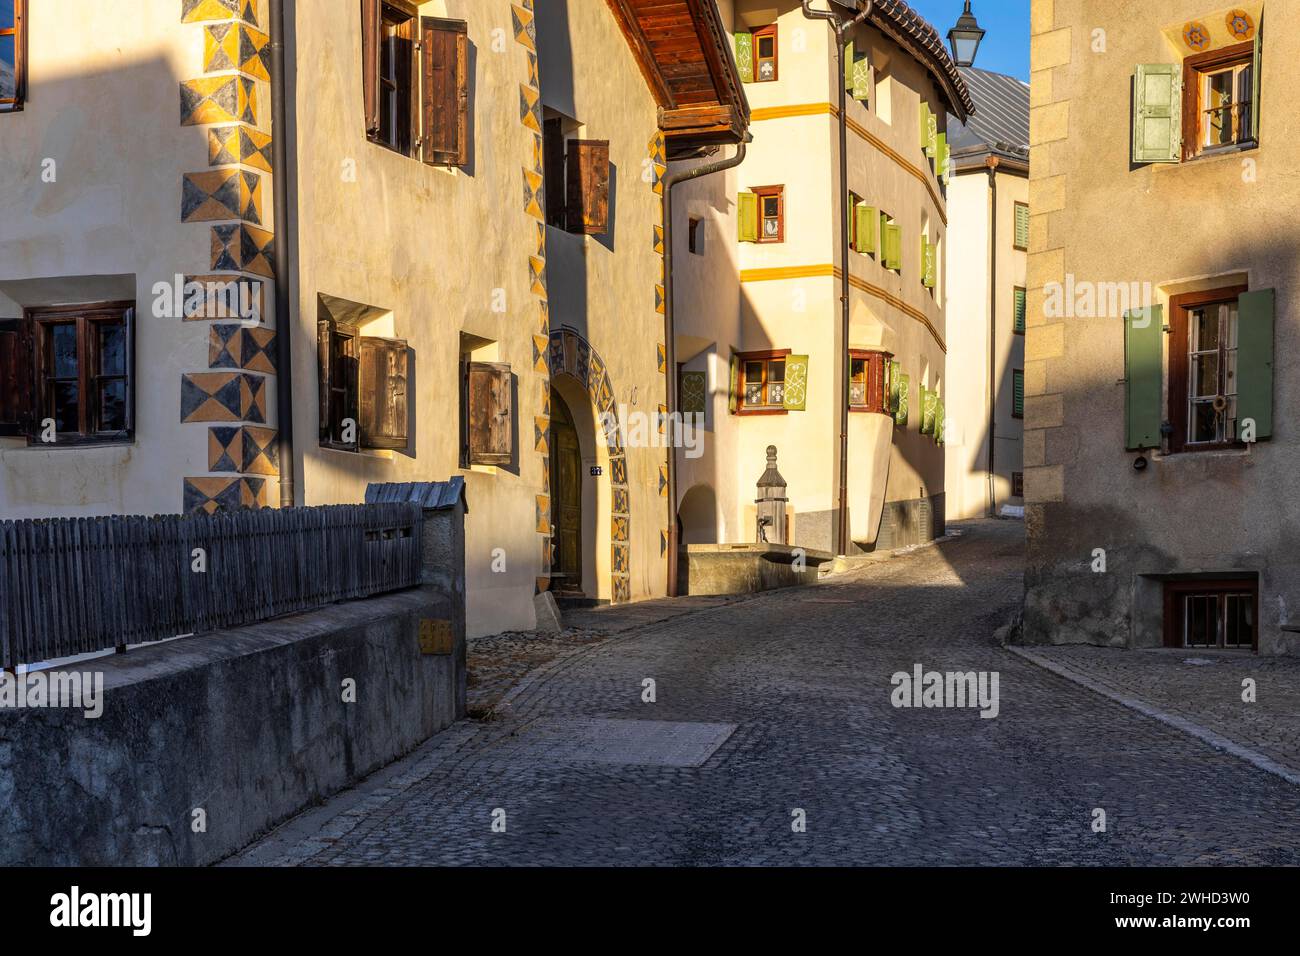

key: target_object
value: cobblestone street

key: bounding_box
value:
[235,521,1300,866]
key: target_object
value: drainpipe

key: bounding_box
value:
[985,155,998,518]
[662,136,750,597]
[269,0,297,507]
[802,0,872,557]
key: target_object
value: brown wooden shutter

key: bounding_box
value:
[361,0,382,136]
[421,18,469,166]
[544,118,567,228]
[358,336,409,450]
[466,362,513,465]
[0,319,33,437]
[565,139,610,235]
[317,319,333,442]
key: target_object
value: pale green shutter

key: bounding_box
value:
[884,223,902,271]
[922,236,935,287]
[1251,20,1262,141]
[1014,203,1030,249]
[924,106,938,157]
[936,400,946,444]
[889,360,901,412]
[843,40,855,90]
[937,133,950,182]
[783,355,809,412]
[919,102,932,152]
[679,371,707,415]
[1133,64,1182,163]
[854,204,876,254]
[851,51,871,101]
[738,192,758,242]
[1014,287,1027,333]
[735,33,754,84]
[895,373,910,426]
[921,388,937,435]
[1237,289,1274,440]
[1124,305,1163,449]
[1012,371,1025,419]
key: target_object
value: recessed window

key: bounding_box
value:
[1012,472,1024,498]
[753,24,778,82]
[738,186,784,243]
[1186,43,1256,159]
[849,350,892,414]
[1166,286,1249,452]
[688,217,704,255]
[0,0,25,113]
[1164,579,1257,650]
[317,314,409,452]
[743,356,785,410]
[543,114,611,235]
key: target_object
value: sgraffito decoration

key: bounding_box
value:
[1183,20,1211,51]
[1226,9,1255,41]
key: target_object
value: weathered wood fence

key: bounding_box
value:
[0,503,424,669]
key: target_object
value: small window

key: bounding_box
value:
[542,116,611,236]
[1012,472,1024,498]
[1,0,25,112]
[1164,579,1257,650]
[753,186,784,243]
[1013,202,1029,251]
[752,24,777,82]
[739,353,787,412]
[1185,42,1256,159]
[688,218,704,255]
[1012,369,1024,419]
[1013,287,1027,334]
[318,316,409,452]
[2,303,135,444]
[461,361,514,466]
[1171,288,1242,451]
[849,350,892,415]
[848,192,862,250]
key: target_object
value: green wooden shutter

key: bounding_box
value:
[1014,287,1027,333]
[735,33,754,83]
[1012,371,1025,419]
[1251,20,1263,141]
[919,102,932,152]
[921,388,938,435]
[924,107,938,157]
[854,204,876,254]
[895,373,910,426]
[783,355,809,412]
[884,223,902,271]
[1237,288,1274,440]
[738,192,758,242]
[889,360,901,412]
[921,236,935,288]
[1124,305,1163,449]
[1015,203,1030,249]
[728,353,740,414]
[843,39,854,90]
[935,132,947,176]
[1133,64,1182,163]
[679,370,707,415]
[936,399,946,444]
[851,51,871,101]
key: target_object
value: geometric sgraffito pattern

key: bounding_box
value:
[208,125,273,172]
[203,22,271,81]
[211,223,275,277]
[181,371,267,423]
[181,75,257,126]
[208,425,279,475]
[182,169,263,224]
[511,3,536,52]
[181,274,265,322]
[182,0,258,27]
[183,476,267,514]
[208,324,276,373]
[519,83,542,134]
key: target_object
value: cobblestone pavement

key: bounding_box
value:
[236,520,1300,866]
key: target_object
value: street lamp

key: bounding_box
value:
[947,1,985,68]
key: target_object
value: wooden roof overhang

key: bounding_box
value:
[604,0,752,156]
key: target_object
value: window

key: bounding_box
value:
[1013,202,1029,251]
[853,200,877,255]
[849,350,892,414]
[846,38,869,103]
[688,217,704,255]
[1012,472,1024,498]
[317,316,409,452]
[731,350,807,414]
[1012,369,1024,419]
[848,192,861,249]
[752,24,777,82]
[742,355,786,411]
[1013,287,1027,334]
[542,116,611,236]
[0,302,135,444]
[879,211,901,271]
[1,0,25,112]
[1167,286,1245,452]
[1163,579,1257,650]
[362,2,469,165]
[739,186,784,243]
[1184,42,1256,160]
[460,361,513,466]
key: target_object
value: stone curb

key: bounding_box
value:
[1005,645,1300,789]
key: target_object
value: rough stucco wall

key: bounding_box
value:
[1025,0,1300,653]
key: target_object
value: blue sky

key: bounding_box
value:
[905,0,1030,81]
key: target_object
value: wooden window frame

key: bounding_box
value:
[1181,42,1255,162]
[848,349,893,415]
[1167,284,1248,454]
[753,185,784,244]
[365,0,419,157]
[23,301,135,446]
[1163,578,1258,651]
[737,348,790,415]
[1011,472,1024,498]
[1012,368,1024,419]
[1013,202,1029,252]
[751,24,778,83]
[1,0,25,113]
[319,317,361,451]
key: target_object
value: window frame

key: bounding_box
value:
[752,185,784,244]
[737,349,791,415]
[1181,41,1256,162]
[1163,578,1258,651]
[688,217,704,255]
[1011,472,1024,498]
[21,301,136,447]
[848,349,893,415]
[1168,285,1248,454]
[0,0,26,113]
[751,23,778,83]
[370,0,418,157]
[319,317,362,452]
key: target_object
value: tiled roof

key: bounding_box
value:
[949,66,1029,158]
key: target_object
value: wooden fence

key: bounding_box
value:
[0,503,424,669]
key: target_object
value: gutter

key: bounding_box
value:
[802,0,872,558]
[986,154,998,517]
[269,0,298,507]
[662,136,750,597]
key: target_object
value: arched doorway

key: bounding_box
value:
[678,484,719,545]
[549,387,583,595]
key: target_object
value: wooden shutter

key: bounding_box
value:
[935,132,948,180]
[919,102,932,152]
[1014,288,1027,332]
[359,336,409,450]
[0,319,32,437]
[738,192,758,242]
[884,223,902,270]
[936,399,946,444]
[1124,305,1162,449]
[422,18,469,167]
[854,204,876,254]
[783,356,809,412]
[922,236,935,287]
[466,362,513,465]
[851,50,871,102]
[317,319,333,442]
[1251,20,1263,142]
[361,0,382,136]
[895,373,910,426]
[1133,64,1182,163]
[734,32,753,83]
[565,140,610,235]
[843,39,854,90]
[543,118,566,228]
[1237,289,1274,440]
[1012,372,1025,419]
[679,371,707,415]
[889,360,901,413]
[1014,203,1030,250]
[728,353,740,413]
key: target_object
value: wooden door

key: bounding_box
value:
[549,389,583,593]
